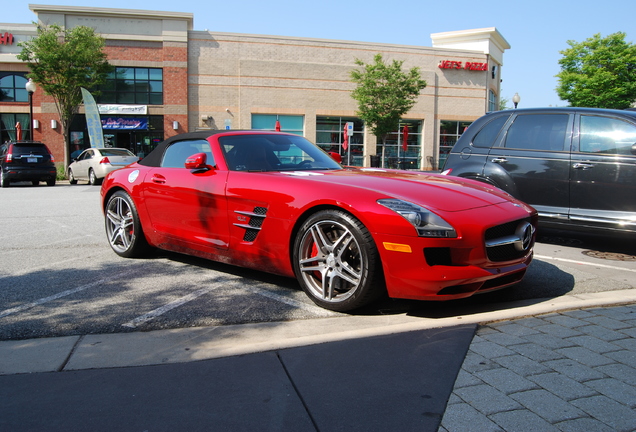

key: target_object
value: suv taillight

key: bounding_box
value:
[50,154,55,163]
[99,157,110,164]
[6,144,13,162]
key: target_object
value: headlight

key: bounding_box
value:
[378,199,457,238]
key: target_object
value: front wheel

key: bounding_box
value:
[293,210,384,312]
[105,190,149,258]
[68,169,77,184]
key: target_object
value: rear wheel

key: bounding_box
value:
[68,169,77,184]
[46,179,55,186]
[105,190,149,258]
[1,174,10,188]
[293,209,384,312]
[31,180,39,186]
[89,169,101,186]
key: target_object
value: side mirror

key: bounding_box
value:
[185,152,213,170]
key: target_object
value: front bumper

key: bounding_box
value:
[374,211,537,301]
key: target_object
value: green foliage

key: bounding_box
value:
[556,32,636,109]
[17,24,111,163]
[350,54,427,143]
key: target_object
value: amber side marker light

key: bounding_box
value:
[383,242,412,253]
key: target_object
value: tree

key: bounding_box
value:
[556,32,636,109]
[350,54,427,150]
[499,95,510,111]
[17,24,112,165]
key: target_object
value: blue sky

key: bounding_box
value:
[4,0,635,108]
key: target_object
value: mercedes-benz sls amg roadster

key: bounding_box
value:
[101,130,537,312]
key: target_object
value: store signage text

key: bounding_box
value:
[102,117,148,130]
[438,60,488,71]
[0,32,15,45]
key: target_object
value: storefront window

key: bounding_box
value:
[489,90,497,112]
[252,114,304,135]
[0,73,28,102]
[316,117,364,166]
[439,120,472,169]
[376,120,422,170]
[1,113,31,142]
[70,114,164,158]
[97,67,163,105]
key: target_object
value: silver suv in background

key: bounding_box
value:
[441,107,636,236]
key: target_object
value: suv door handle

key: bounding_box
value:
[573,163,594,170]
[491,157,507,163]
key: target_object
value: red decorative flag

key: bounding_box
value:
[402,125,409,152]
[343,122,349,151]
[16,122,22,141]
[275,120,281,131]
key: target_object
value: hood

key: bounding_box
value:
[277,168,517,212]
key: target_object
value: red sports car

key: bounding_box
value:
[101,130,537,312]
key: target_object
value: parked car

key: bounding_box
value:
[68,147,138,185]
[441,107,636,236]
[101,130,537,312]
[0,140,57,187]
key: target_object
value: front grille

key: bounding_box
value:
[485,218,534,262]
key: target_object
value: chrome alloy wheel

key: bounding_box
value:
[105,195,135,254]
[298,219,363,304]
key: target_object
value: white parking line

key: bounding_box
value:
[244,286,337,317]
[535,255,636,273]
[122,286,218,328]
[0,270,136,319]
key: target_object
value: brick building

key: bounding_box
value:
[1,5,510,170]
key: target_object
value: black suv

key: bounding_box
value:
[442,107,636,235]
[0,141,57,187]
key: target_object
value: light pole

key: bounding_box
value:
[25,78,37,140]
[512,92,520,109]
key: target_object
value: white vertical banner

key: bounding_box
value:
[81,87,105,148]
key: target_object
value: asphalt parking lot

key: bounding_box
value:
[1,182,635,341]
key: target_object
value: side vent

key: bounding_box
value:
[234,207,268,242]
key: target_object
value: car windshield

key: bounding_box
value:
[219,134,342,172]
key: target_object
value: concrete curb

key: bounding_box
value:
[1,289,636,375]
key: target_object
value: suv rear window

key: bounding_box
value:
[11,143,50,156]
[472,115,510,148]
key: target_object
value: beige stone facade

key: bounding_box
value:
[1,5,509,169]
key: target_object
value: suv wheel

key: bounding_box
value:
[0,174,9,188]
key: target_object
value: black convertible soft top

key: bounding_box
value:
[139,130,277,167]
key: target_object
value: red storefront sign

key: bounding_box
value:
[438,60,488,71]
[0,32,14,45]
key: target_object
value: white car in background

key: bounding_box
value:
[68,148,139,185]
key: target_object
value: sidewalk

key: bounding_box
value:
[1,289,635,431]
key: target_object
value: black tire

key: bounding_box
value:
[1,174,10,188]
[89,169,101,186]
[104,190,149,258]
[292,209,384,312]
[68,169,78,184]
[32,180,39,186]
[46,179,55,186]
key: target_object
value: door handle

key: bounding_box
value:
[151,175,166,184]
[573,163,594,170]
[491,157,507,163]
